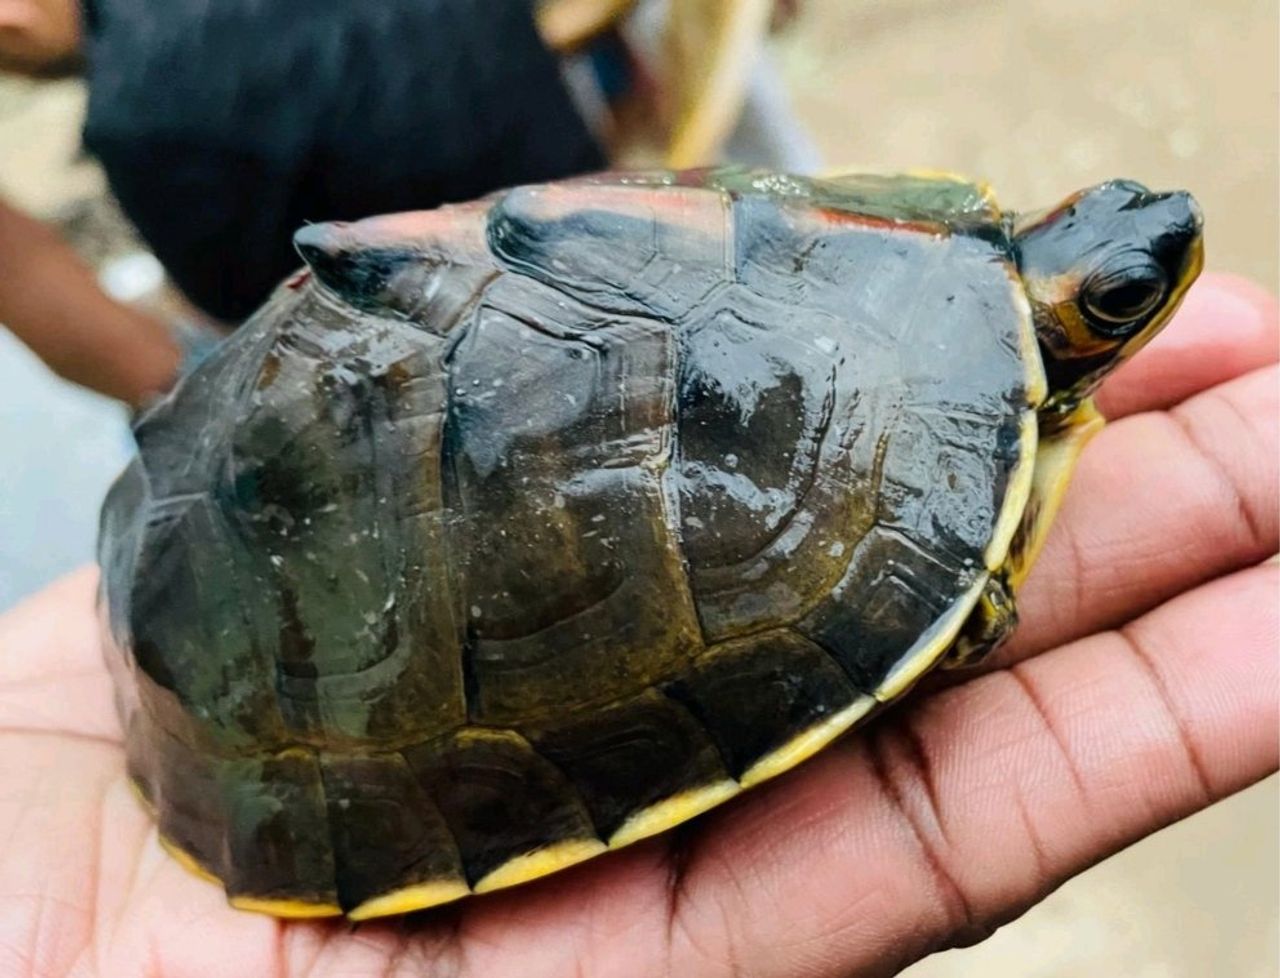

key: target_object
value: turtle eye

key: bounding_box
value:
[1082,257,1168,336]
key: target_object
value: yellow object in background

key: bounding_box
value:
[539,0,793,168]
[663,0,774,167]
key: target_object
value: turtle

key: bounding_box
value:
[97,167,1203,921]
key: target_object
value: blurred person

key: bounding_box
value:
[0,0,606,405]
[0,0,809,408]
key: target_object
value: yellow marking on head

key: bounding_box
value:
[985,410,1040,572]
[229,896,343,919]
[158,835,221,886]
[1024,272,1117,360]
[1009,400,1105,587]
[607,780,741,849]
[876,572,990,702]
[347,879,471,921]
[473,838,607,894]
[1057,299,1113,356]
[739,696,877,789]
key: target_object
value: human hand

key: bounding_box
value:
[0,198,181,407]
[0,272,1274,978]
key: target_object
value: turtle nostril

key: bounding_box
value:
[1153,190,1203,235]
[1182,192,1205,232]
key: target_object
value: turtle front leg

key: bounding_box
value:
[944,400,1106,669]
[946,571,1017,667]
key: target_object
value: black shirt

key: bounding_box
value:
[80,0,603,321]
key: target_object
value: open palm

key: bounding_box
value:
[1,273,1275,978]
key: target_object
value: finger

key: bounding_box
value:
[0,733,121,978]
[960,278,1278,672]
[965,362,1277,674]
[1096,273,1278,419]
[0,573,327,978]
[0,566,120,742]
[668,561,1278,978]
[0,730,291,978]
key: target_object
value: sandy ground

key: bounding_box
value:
[0,1,1275,974]
[779,0,1279,290]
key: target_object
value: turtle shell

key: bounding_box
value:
[98,168,1045,919]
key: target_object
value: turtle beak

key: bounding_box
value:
[1162,189,1203,233]
[1147,188,1203,244]
[1143,189,1204,299]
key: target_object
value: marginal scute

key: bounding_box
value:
[125,710,230,885]
[348,880,471,922]
[607,781,742,848]
[157,835,220,885]
[523,689,730,840]
[797,525,986,694]
[219,749,338,909]
[738,694,877,788]
[401,728,601,888]
[875,571,990,701]
[229,896,343,919]
[661,628,861,778]
[1010,278,1049,408]
[984,410,1041,572]
[474,839,608,893]
[319,753,466,912]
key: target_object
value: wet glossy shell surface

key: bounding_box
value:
[98,169,1039,917]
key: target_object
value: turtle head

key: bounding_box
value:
[1014,180,1203,413]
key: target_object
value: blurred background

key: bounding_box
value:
[0,0,1275,973]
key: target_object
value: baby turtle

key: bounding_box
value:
[98,168,1203,919]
